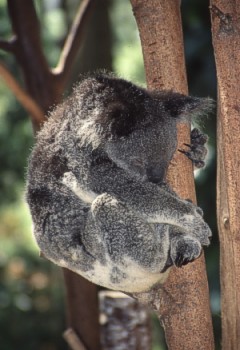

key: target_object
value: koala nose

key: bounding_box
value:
[146,166,165,184]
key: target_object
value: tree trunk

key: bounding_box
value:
[130,1,214,349]
[63,270,100,350]
[210,2,240,349]
[3,1,101,349]
[99,291,152,350]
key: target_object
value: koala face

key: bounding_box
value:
[105,121,177,184]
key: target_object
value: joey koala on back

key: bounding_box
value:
[26,73,212,293]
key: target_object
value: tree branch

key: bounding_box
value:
[0,62,44,123]
[54,0,95,86]
[7,0,57,111]
[99,291,152,350]
[63,328,87,350]
[130,1,214,349]
[3,1,101,349]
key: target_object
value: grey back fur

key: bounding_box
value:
[26,74,212,292]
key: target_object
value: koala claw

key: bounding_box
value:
[175,253,194,268]
[170,235,202,268]
[191,128,208,145]
[178,128,208,168]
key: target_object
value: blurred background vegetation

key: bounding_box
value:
[0,0,219,349]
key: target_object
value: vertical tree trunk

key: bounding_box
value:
[210,2,240,349]
[130,1,214,349]
[63,270,100,350]
[99,291,152,350]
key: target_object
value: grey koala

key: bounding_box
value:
[26,73,212,293]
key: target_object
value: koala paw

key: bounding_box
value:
[185,199,203,217]
[178,128,208,168]
[179,208,212,246]
[170,235,202,268]
[195,206,204,217]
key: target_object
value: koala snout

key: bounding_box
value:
[146,165,165,184]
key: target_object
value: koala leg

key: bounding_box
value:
[89,193,171,274]
[27,185,96,274]
[178,128,208,168]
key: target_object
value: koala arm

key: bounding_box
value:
[88,162,210,239]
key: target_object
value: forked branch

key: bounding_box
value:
[1,0,95,119]
[1,2,99,349]
[0,62,44,123]
[54,0,95,86]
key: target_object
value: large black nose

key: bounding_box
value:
[146,166,165,184]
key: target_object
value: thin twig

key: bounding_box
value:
[0,61,44,123]
[53,0,95,84]
[63,328,87,350]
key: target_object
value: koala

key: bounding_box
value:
[26,73,212,293]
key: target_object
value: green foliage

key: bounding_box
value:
[0,2,69,349]
[0,244,65,350]
[0,90,33,204]
[110,0,145,84]
[0,200,66,349]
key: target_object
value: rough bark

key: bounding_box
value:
[130,1,214,349]
[2,1,101,349]
[99,291,152,350]
[210,2,240,349]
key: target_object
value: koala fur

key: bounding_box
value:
[26,73,212,293]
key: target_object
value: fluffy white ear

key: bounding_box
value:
[171,96,214,120]
[151,90,214,120]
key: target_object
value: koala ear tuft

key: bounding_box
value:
[171,96,214,120]
[152,90,214,120]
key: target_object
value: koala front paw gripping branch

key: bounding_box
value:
[26,73,212,293]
